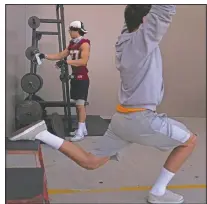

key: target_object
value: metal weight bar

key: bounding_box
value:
[36,31,59,35]
[56,5,68,125]
[59,5,72,132]
[40,19,61,23]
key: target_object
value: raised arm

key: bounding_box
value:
[134,5,176,52]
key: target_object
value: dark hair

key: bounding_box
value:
[78,29,85,36]
[124,5,151,32]
[69,27,85,36]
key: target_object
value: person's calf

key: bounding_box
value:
[149,134,197,202]
[76,104,86,123]
[59,141,110,170]
[72,104,87,140]
[164,134,197,173]
[84,153,110,170]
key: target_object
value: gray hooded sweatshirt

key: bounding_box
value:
[115,5,176,111]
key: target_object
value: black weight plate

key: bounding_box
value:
[21,73,43,94]
[16,100,43,126]
[37,74,43,90]
[51,113,65,139]
[28,16,40,29]
[25,46,39,60]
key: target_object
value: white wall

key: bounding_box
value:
[6,5,27,136]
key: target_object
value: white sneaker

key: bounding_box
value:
[83,129,88,136]
[147,190,184,203]
[9,120,47,141]
[70,131,85,142]
[70,129,88,136]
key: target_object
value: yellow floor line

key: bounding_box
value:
[48,184,206,195]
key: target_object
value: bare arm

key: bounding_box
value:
[46,48,70,61]
[67,42,90,67]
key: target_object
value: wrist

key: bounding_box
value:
[67,60,71,65]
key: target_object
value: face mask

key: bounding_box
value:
[71,36,83,44]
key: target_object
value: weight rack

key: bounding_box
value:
[24,5,73,135]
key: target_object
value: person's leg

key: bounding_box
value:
[75,106,79,122]
[70,101,87,142]
[110,110,196,203]
[148,134,196,203]
[140,113,197,203]
[70,79,89,142]
[89,122,131,160]
[9,120,109,170]
[76,103,87,132]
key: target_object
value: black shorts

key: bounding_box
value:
[70,79,89,101]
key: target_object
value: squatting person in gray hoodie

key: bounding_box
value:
[10,5,197,204]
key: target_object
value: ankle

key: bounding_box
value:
[150,187,166,196]
[150,167,175,196]
[78,122,86,131]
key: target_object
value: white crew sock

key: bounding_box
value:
[78,122,86,131]
[36,130,64,150]
[150,167,175,196]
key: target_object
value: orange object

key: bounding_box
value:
[116,104,146,113]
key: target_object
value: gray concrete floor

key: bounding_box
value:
[41,117,206,203]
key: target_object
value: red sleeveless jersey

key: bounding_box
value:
[68,38,90,80]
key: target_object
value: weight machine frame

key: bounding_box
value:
[28,5,73,134]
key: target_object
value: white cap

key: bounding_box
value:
[69,21,88,33]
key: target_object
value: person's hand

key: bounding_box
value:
[55,60,68,69]
[39,53,46,60]
[33,53,46,65]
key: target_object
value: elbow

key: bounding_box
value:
[81,61,87,66]
[80,59,88,66]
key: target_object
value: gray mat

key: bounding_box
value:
[6,138,40,151]
[104,119,111,124]
[71,115,109,136]
[6,168,44,200]
[85,115,109,136]
[48,115,109,136]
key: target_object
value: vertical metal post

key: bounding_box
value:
[30,28,37,74]
[59,5,72,132]
[33,33,39,74]
[56,5,68,128]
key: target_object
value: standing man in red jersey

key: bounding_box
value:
[38,20,90,142]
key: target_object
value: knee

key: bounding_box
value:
[76,105,84,111]
[182,134,197,148]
